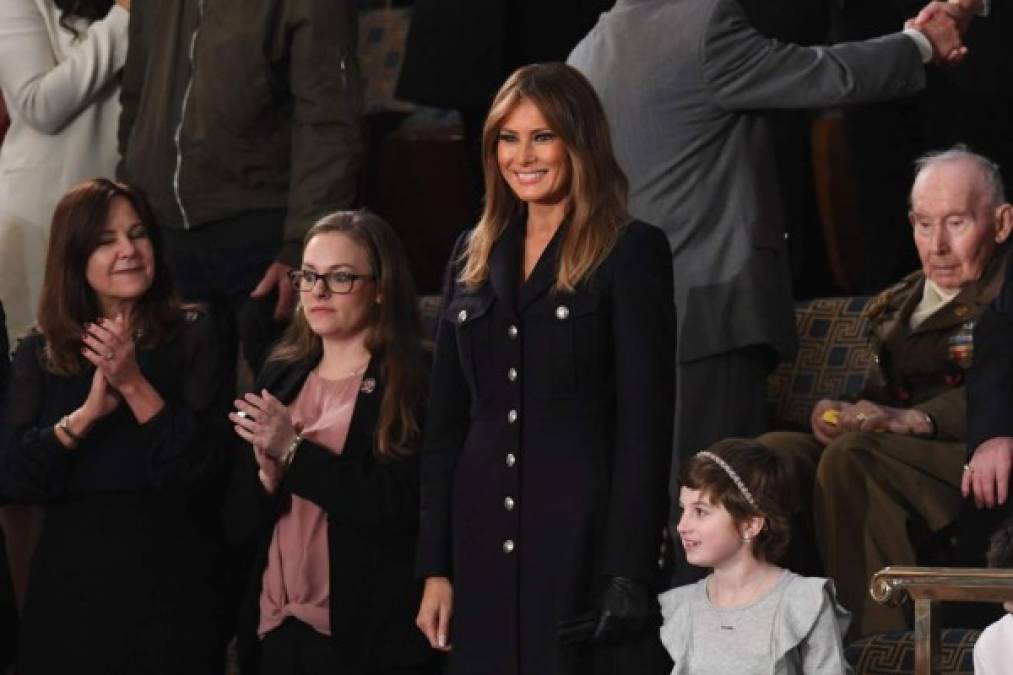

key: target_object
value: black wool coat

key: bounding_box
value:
[417,218,677,675]
[225,356,434,674]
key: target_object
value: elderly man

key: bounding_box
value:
[759,148,1013,638]
[568,0,965,479]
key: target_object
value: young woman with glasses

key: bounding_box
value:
[225,210,437,675]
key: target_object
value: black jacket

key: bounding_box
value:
[118,0,364,266]
[418,218,676,675]
[969,257,1013,453]
[226,356,433,673]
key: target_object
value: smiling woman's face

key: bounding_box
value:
[85,196,155,313]
[496,99,571,208]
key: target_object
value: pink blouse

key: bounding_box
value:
[257,368,365,638]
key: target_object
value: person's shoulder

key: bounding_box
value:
[617,219,671,253]
[777,573,850,644]
[659,577,705,619]
[865,270,923,320]
[9,328,47,372]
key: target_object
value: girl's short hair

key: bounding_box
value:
[679,438,793,562]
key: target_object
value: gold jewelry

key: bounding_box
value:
[57,415,83,443]
[280,433,302,470]
[104,350,115,360]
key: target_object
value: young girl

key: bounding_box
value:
[660,439,851,675]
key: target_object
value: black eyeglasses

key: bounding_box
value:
[288,269,376,294]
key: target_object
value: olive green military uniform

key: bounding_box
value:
[759,252,1008,638]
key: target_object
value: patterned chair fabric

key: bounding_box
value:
[766,297,873,430]
[845,629,979,675]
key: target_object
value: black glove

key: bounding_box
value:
[556,576,655,646]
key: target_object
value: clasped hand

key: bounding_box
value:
[810,399,930,445]
[230,390,298,460]
[907,1,974,65]
[76,315,145,423]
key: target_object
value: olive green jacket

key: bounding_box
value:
[117,0,364,267]
[860,250,1009,441]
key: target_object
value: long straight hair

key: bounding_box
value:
[461,62,631,292]
[38,178,184,376]
[267,210,427,459]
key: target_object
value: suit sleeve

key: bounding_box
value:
[700,0,925,111]
[0,335,75,502]
[968,263,1013,452]
[285,440,421,532]
[415,232,472,578]
[0,1,128,135]
[137,312,234,490]
[602,223,676,583]
[913,387,966,442]
[279,0,364,267]
[117,0,147,178]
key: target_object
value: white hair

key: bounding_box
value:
[911,145,1006,209]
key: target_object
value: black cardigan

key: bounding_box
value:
[0,310,233,673]
[225,355,434,673]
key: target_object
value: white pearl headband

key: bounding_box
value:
[696,451,759,511]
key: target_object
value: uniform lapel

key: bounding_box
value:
[914,249,1010,335]
[340,357,383,462]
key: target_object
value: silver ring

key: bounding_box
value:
[855,412,868,422]
[963,463,974,473]
[237,411,250,420]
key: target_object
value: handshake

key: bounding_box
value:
[907,0,984,64]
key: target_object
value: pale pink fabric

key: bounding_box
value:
[257,368,364,638]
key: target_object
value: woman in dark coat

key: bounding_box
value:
[225,211,436,675]
[0,178,233,674]
[415,63,677,675]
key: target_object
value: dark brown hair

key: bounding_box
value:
[37,178,184,376]
[679,439,793,563]
[54,0,116,38]
[461,62,630,293]
[267,210,427,459]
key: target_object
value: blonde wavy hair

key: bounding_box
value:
[460,62,630,292]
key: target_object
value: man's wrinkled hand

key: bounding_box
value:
[963,437,1013,509]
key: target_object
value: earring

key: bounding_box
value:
[741,535,753,542]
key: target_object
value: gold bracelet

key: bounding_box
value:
[280,433,302,470]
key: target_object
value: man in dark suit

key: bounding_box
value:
[568,0,964,472]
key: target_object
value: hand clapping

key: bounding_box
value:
[81,314,142,390]
[229,390,299,459]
